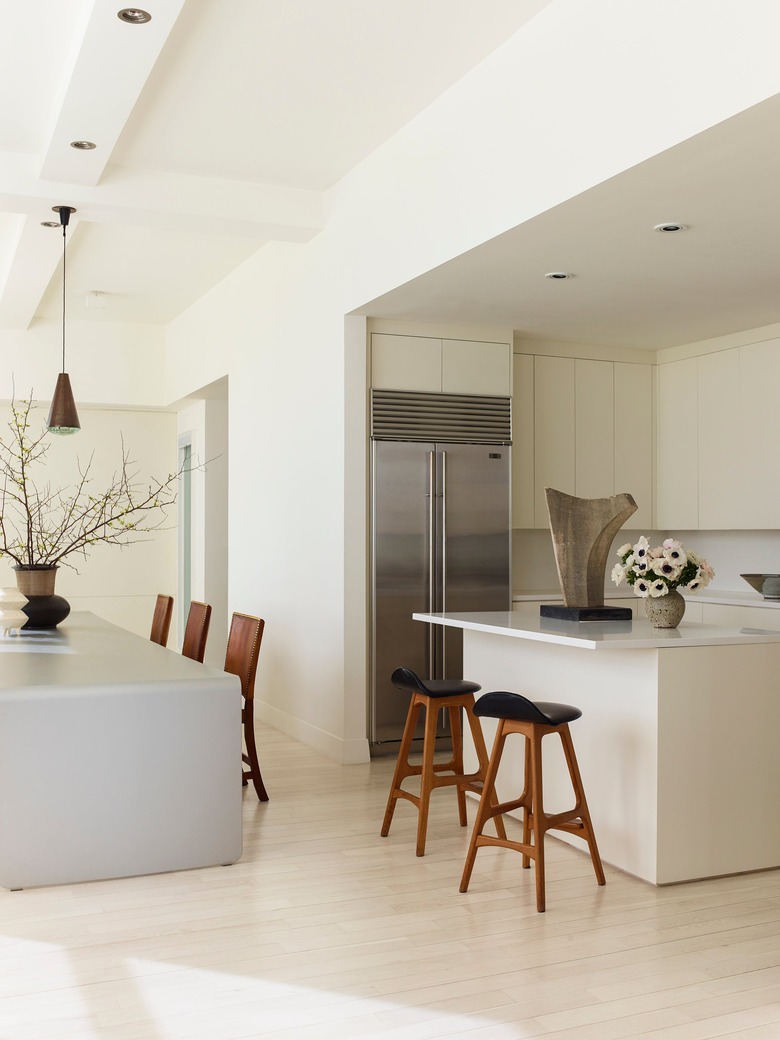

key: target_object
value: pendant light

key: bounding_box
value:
[46,205,80,435]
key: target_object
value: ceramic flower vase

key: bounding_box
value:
[13,565,71,630]
[645,588,686,629]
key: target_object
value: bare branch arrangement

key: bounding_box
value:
[0,398,179,569]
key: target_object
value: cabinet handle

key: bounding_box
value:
[428,450,435,678]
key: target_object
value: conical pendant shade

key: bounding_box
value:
[46,373,80,435]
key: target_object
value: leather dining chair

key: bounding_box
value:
[150,594,174,647]
[225,612,268,801]
[181,600,212,663]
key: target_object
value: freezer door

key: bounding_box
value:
[437,443,511,679]
[371,441,435,744]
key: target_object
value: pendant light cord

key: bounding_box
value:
[61,222,67,374]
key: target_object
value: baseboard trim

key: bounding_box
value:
[254,701,370,765]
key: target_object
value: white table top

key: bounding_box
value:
[413,610,780,650]
[0,611,232,691]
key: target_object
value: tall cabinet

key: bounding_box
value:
[656,338,780,529]
[513,351,653,530]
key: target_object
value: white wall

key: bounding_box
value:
[177,387,229,667]
[0,319,166,407]
[164,2,780,763]
[0,402,177,638]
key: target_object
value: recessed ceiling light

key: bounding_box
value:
[117,8,152,24]
[41,221,60,228]
[654,222,687,233]
[70,140,96,151]
[545,272,573,280]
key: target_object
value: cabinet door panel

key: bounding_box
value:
[442,340,511,396]
[615,362,652,529]
[739,339,780,528]
[699,348,742,529]
[575,360,614,500]
[656,357,698,530]
[534,356,575,526]
[371,334,441,391]
[512,354,534,528]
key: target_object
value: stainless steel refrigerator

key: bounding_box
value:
[370,391,511,750]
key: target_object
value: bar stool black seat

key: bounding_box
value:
[380,667,506,856]
[459,690,605,912]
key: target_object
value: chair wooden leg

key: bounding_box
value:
[527,727,546,912]
[416,697,440,856]
[464,703,507,841]
[380,697,422,837]
[460,721,508,892]
[559,724,606,886]
[243,701,269,802]
[448,705,468,827]
[521,734,532,869]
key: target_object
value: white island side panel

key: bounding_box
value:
[461,628,661,883]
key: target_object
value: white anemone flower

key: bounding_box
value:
[633,557,649,574]
[611,563,626,586]
[617,543,633,557]
[633,535,650,560]
[651,557,681,580]
[664,547,687,568]
[687,576,702,592]
[648,579,669,597]
[633,578,651,598]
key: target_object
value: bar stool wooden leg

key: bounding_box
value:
[521,734,532,869]
[459,721,509,892]
[381,696,422,838]
[416,695,442,856]
[464,706,507,842]
[448,705,468,827]
[559,724,606,886]
[528,726,546,912]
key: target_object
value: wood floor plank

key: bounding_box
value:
[1,721,780,1039]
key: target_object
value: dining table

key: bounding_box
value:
[0,611,242,889]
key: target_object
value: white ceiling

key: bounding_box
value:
[2,1,779,352]
[362,91,780,350]
[0,0,548,330]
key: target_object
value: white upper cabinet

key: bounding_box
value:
[370,334,441,392]
[738,339,780,528]
[615,362,653,530]
[534,356,575,524]
[656,338,780,530]
[655,356,698,530]
[575,360,614,500]
[441,339,511,396]
[698,349,742,529]
[512,354,535,529]
[528,355,652,528]
[371,334,511,396]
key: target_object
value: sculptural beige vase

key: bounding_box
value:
[645,589,686,628]
[0,586,28,635]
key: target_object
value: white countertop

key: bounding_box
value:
[0,611,230,692]
[513,588,780,609]
[413,610,780,650]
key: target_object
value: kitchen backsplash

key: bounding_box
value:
[512,527,780,595]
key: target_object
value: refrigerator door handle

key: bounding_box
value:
[441,449,447,673]
[427,449,436,678]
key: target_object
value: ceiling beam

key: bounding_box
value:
[39,0,189,187]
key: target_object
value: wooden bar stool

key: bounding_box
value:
[380,667,506,857]
[460,691,605,912]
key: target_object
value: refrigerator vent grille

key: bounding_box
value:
[371,391,511,444]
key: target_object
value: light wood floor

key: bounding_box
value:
[3,723,780,1040]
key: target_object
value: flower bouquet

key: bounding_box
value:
[611,537,714,598]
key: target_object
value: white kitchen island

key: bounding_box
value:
[414,610,780,885]
[0,612,243,889]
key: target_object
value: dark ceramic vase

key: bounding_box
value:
[14,565,71,630]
